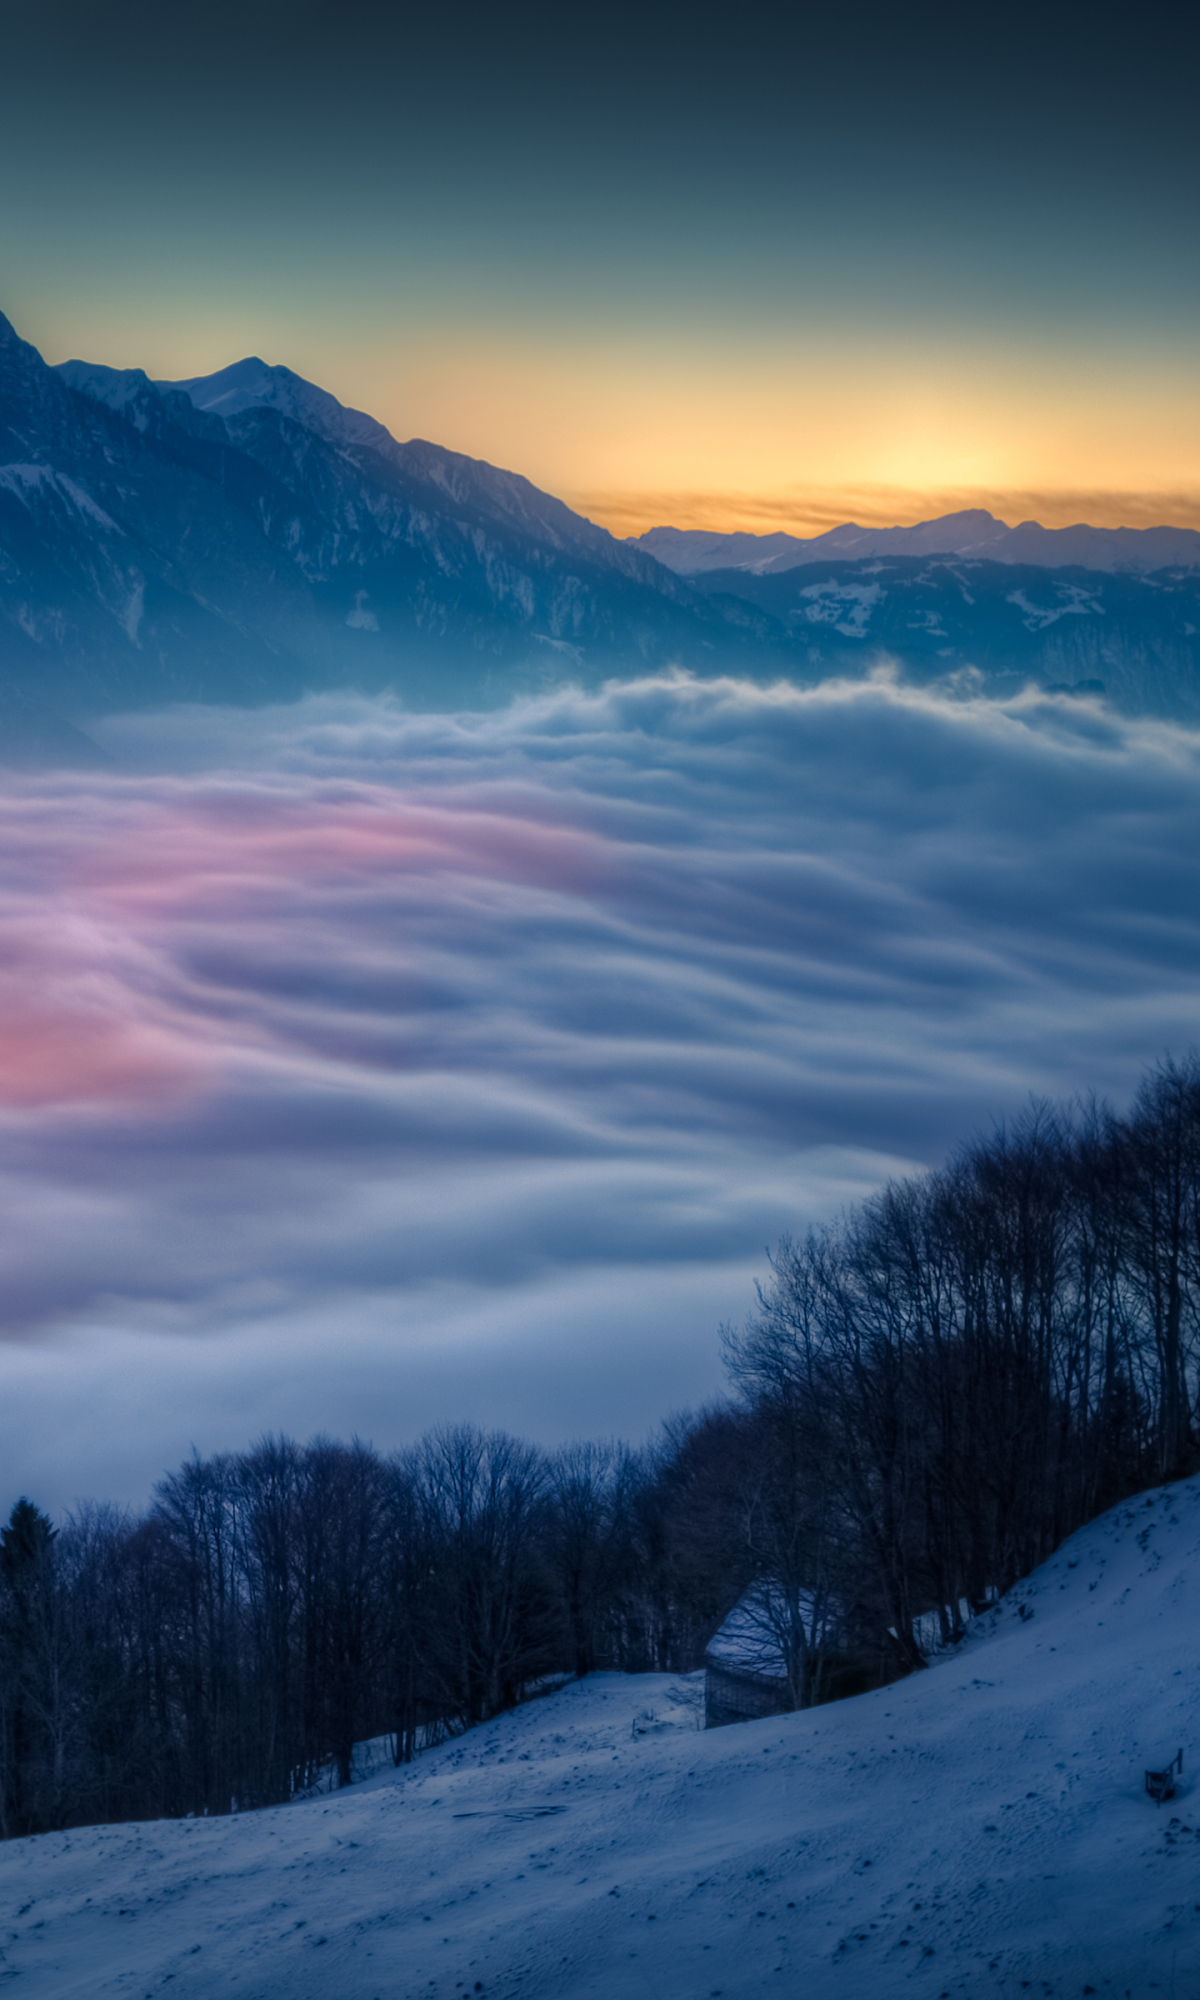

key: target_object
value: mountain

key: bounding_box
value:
[0,310,748,758]
[1,1477,1196,1992]
[637,510,1200,575]
[3,304,1200,760]
[156,357,396,453]
[684,555,1200,718]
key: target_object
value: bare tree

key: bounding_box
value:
[1124,1056,1200,1479]
[417,1427,553,1725]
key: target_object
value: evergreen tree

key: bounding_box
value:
[0,1498,60,1837]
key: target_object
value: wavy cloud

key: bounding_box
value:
[4,673,1200,1508]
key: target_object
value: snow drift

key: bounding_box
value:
[2,1478,1198,1997]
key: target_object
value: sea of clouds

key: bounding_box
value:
[4,669,1200,1512]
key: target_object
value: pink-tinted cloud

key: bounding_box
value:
[0,999,197,1108]
[2,674,1200,1510]
[79,796,614,916]
[0,784,619,1108]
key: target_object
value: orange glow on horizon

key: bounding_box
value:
[353,332,1200,541]
[26,305,1200,543]
[564,485,1200,541]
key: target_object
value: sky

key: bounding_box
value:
[5,675,1200,1511]
[1,0,1198,535]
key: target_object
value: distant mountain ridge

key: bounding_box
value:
[682,557,1200,721]
[636,511,1200,576]
[2,305,1200,761]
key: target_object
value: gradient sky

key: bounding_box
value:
[2,0,1197,534]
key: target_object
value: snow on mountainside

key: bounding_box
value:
[3,1478,1198,1997]
[682,556,1200,721]
[54,361,166,421]
[639,512,1200,576]
[160,358,664,574]
[158,357,395,455]
[0,307,729,744]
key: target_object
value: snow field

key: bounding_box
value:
[3,1479,1200,1998]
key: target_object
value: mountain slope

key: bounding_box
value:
[0,311,747,746]
[689,556,1200,718]
[159,357,396,454]
[161,358,666,574]
[2,1477,1197,1996]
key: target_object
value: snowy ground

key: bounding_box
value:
[4,1481,1200,1998]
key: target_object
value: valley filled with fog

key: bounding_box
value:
[2,669,1200,1512]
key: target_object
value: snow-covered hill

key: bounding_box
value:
[3,1478,1198,1997]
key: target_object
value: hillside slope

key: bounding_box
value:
[3,1479,1198,1997]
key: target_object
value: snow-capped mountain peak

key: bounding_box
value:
[159,356,394,456]
[54,360,158,413]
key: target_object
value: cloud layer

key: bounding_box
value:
[5,672,1200,1511]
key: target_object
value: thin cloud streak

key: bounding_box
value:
[4,672,1200,1510]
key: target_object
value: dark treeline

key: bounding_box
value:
[0,1425,746,1839]
[4,1055,1200,1837]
